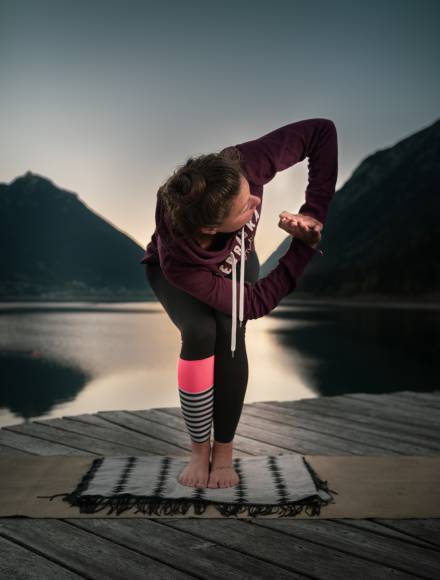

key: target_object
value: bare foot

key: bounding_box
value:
[207,439,240,488]
[177,440,211,488]
[207,463,240,488]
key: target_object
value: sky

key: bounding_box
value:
[1,0,439,263]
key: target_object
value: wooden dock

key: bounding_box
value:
[0,390,440,579]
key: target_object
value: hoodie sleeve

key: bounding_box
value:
[159,237,320,321]
[235,118,338,224]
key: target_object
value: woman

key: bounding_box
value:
[140,118,338,489]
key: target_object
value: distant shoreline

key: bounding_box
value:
[282,294,440,310]
[0,295,155,303]
[0,293,439,310]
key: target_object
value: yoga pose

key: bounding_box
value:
[140,118,338,489]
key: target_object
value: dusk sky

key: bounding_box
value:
[1,0,439,262]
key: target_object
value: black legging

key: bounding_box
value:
[145,249,260,444]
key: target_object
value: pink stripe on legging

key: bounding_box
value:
[177,354,215,393]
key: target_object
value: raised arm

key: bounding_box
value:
[235,118,338,224]
[159,237,321,321]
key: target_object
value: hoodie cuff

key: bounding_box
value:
[292,236,324,257]
[279,236,323,282]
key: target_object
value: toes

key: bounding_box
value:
[179,474,211,488]
[209,478,239,488]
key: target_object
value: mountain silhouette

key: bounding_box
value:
[2,118,439,301]
[0,171,152,299]
[260,118,440,301]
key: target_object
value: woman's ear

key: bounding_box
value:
[200,227,217,235]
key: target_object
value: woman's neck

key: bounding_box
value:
[194,233,216,249]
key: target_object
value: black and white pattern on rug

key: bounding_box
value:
[178,385,214,443]
[38,453,338,517]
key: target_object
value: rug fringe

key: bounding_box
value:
[37,455,338,518]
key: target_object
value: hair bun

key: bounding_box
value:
[178,172,193,195]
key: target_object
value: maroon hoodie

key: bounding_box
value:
[140,118,338,357]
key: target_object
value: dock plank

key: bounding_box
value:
[35,416,189,455]
[251,518,440,579]
[270,395,440,431]
[251,401,440,444]
[245,404,440,453]
[63,518,303,580]
[346,392,440,416]
[0,428,93,456]
[1,390,439,580]
[162,518,424,580]
[3,421,172,456]
[0,519,195,580]
[157,406,360,455]
[327,518,440,549]
[0,443,34,456]
[395,391,440,407]
[121,407,278,456]
[0,535,84,579]
[353,518,440,548]
[237,408,409,455]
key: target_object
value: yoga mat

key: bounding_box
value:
[37,453,336,517]
[1,454,439,519]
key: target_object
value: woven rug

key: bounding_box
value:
[37,453,338,517]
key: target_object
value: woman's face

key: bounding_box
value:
[200,175,261,235]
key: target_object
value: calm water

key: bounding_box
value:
[0,300,439,428]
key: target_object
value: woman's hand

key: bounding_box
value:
[278,212,322,248]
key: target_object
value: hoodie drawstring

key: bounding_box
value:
[231,227,246,358]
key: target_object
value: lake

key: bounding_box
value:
[0,299,439,429]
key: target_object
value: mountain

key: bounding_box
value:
[0,171,153,300]
[3,117,439,302]
[260,118,440,301]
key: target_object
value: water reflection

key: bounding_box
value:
[0,348,91,419]
[0,300,438,428]
[270,304,439,396]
